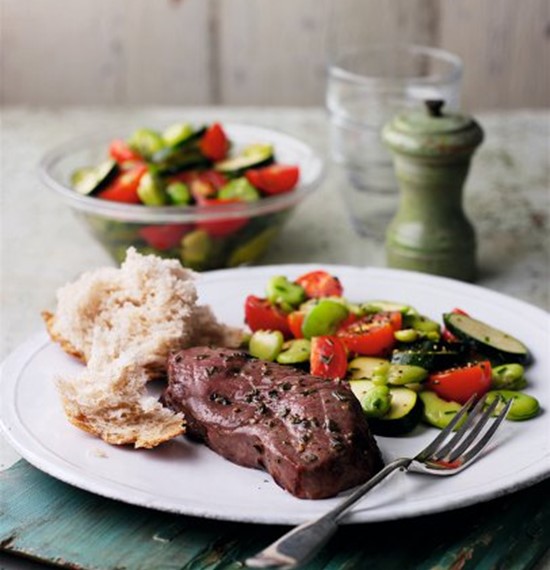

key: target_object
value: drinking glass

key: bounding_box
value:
[326,43,463,239]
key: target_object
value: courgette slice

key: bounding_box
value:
[347,356,390,382]
[443,313,530,364]
[152,149,210,175]
[368,387,423,436]
[71,160,118,196]
[215,143,274,175]
[391,349,463,371]
[163,123,206,148]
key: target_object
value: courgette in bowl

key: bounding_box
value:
[71,160,118,196]
[443,312,530,364]
[215,143,274,176]
[163,123,206,148]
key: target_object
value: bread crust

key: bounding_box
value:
[42,311,86,363]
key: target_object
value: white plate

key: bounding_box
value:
[1,265,549,525]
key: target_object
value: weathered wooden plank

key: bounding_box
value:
[1,460,549,569]
[2,0,549,108]
[439,0,550,110]
[0,0,211,105]
[121,0,212,105]
[1,0,124,105]
[217,0,438,106]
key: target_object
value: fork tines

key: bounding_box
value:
[419,394,513,470]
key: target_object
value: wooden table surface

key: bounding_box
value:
[1,107,549,570]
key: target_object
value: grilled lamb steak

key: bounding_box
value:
[162,346,383,499]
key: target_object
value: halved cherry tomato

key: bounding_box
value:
[427,361,492,404]
[339,312,359,330]
[199,123,229,161]
[245,165,299,195]
[97,165,147,204]
[337,315,395,356]
[442,308,470,343]
[310,336,348,379]
[287,311,305,339]
[109,139,142,164]
[197,198,248,237]
[138,224,191,250]
[374,311,402,332]
[295,270,343,299]
[244,296,291,337]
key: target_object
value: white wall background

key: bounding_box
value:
[1,0,549,109]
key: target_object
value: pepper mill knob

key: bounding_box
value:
[382,102,484,282]
[425,99,445,117]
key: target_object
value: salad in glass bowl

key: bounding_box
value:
[40,122,323,269]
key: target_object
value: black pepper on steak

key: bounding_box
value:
[161,346,384,499]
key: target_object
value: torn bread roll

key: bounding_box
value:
[56,354,186,448]
[43,248,242,448]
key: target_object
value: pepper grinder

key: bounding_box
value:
[382,100,484,282]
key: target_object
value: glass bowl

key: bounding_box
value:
[39,123,324,269]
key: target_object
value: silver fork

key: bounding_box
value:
[245,394,512,570]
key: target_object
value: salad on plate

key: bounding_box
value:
[243,269,540,437]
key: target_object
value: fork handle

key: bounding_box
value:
[245,458,410,569]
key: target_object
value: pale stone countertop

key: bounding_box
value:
[0,107,549,569]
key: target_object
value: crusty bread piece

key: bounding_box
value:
[56,353,185,448]
[46,248,242,448]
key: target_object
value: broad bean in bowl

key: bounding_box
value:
[39,123,324,269]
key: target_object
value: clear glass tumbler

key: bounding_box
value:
[326,44,463,239]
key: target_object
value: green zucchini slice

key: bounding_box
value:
[443,313,530,364]
[71,160,118,195]
[391,349,463,371]
[215,143,274,175]
[368,387,423,436]
[347,357,390,381]
[163,123,206,148]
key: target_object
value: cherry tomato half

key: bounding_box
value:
[200,123,229,161]
[244,295,292,337]
[295,270,343,299]
[310,336,348,379]
[373,311,403,332]
[287,311,305,339]
[337,315,395,357]
[109,139,142,164]
[138,224,191,251]
[427,361,492,404]
[97,164,147,204]
[246,165,300,196]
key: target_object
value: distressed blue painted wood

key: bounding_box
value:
[1,461,549,569]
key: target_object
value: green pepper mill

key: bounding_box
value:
[382,100,484,281]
